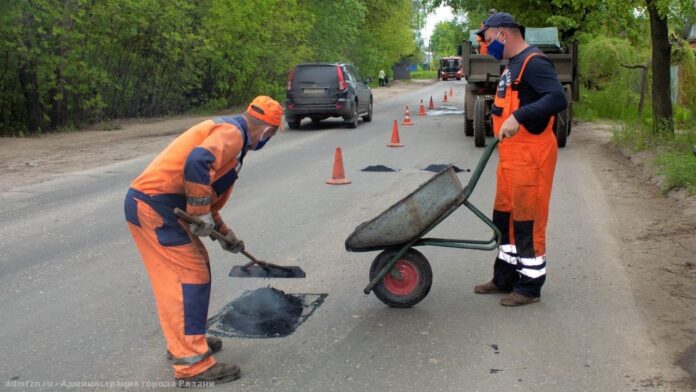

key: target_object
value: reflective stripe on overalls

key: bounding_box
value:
[490,51,558,297]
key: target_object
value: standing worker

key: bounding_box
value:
[476,9,498,55]
[473,13,567,306]
[378,69,386,87]
[124,96,284,386]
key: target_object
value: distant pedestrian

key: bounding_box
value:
[378,69,386,86]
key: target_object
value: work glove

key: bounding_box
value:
[219,233,245,254]
[189,212,214,237]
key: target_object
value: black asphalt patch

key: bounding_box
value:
[361,165,399,172]
[207,288,327,338]
[421,164,470,173]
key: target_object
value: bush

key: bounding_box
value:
[410,70,437,79]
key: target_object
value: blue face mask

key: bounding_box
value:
[487,32,505,60]
[254,127,274,150]
[254,136,270,150]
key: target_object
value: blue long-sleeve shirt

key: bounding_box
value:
[505,46,567,134]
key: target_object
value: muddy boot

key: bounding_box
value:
[474,280,508,294]
[175,362,241,388]
[167,337,222,360]
[500,291,540,306]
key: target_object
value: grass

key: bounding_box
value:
[576,82,696,195]
[612,122,696,194]
[409,70,437,80]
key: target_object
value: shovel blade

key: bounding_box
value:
[229,265,306,279]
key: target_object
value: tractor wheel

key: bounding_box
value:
[554,108,569,148]
[473,96,487,147]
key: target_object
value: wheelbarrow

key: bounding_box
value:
[345,139,501,308]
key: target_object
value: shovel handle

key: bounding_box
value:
[173,208,255,258]
[173,208,229,242]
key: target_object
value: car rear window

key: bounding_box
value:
[294,65,337,85]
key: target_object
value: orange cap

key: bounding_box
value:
[246,96,284,127]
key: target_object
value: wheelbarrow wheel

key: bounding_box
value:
[369,248,432,308]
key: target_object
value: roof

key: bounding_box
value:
[688,24,696,42]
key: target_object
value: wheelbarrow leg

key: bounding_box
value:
[363,244,413,294]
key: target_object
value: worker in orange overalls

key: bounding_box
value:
[476,10,497,55]
[473,13,567,306]
[124,96,284,386]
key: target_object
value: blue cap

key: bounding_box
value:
[476,12,525,39]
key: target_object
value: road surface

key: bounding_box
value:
[0,80,693,391]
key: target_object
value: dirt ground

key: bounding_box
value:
[0,79,434,193]
[0,83,694,386]
[572,122,696,389]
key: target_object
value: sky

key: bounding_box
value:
[421,5,454,45]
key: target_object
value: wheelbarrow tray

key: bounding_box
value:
[346,167,464,251]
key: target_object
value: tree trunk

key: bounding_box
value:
[18,64,43,134]
[646,0,673,134]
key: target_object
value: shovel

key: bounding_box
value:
[173,208,306,279]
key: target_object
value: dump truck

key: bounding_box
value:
[458,27,578,147]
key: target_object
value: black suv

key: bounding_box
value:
[285,63,373,129]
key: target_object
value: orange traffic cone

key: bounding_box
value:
[402,106,414,125]
[326,147,351,185]
[428,96,435,109]
[418,100,427,116]
[388,120,404,147]
[443,91,448,103]
[449,87,453,97]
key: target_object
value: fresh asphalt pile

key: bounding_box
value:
[219,287,304,337]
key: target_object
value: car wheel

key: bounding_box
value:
[287,116,301,130]
[345,102,358,128]
[362,99,373,122]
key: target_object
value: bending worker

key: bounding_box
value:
[473,13,567,306]
[124,96,284,385]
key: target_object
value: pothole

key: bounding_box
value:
[207,287,327,338]
[421,164,469,173]
[361,165,400,172]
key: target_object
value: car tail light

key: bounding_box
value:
[287,68,295,91]
[337,66,348,91]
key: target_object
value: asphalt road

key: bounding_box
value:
[0,81,679,391]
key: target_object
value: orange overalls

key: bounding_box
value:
[124,116,248,378]
[490,52,558,297]
[477,35,489,55]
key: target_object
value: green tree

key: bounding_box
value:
[429,20,468,57]
[301,0,366,62]
[428,0,696,134]
[0,0,419,136]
